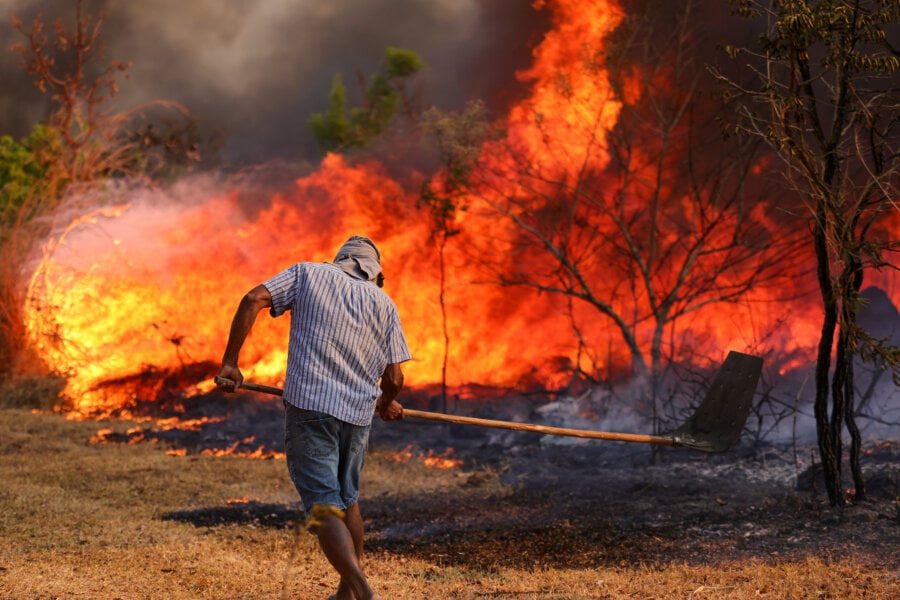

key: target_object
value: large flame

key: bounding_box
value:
[21,0,899,417]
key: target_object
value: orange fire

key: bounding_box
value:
[20,0,899,420]
[200,437,286,460]
[90,421,287,459]
[380,444,463,470]
[421,448,465,470]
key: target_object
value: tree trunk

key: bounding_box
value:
[830,329,850,505]
[812,207,843,506]
[438,235,449,414]
[844,255,867,501]
[842,347,866,501]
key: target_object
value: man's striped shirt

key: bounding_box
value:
[264,262,412,426]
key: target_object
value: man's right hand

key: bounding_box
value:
[215,365,243,392]
[218,285,272,394]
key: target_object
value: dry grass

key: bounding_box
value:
[1,408,897,600]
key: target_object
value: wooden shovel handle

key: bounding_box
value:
[219,379,283,396]
[221,379,677,446]
[403,408,677,446]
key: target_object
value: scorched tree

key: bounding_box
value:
[712,0,900,505]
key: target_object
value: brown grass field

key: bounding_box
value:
[1,404,897,599]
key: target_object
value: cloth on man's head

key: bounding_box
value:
[333,235,382,281]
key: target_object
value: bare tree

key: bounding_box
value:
[10,0,189,187]
[2,0,197,382]
[458,0,799,426]
[711,0,900,505]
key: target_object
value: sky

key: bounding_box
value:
[0,0,547,166]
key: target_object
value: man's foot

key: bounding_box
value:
[328,581,356,600]
[327,588,351,600]
[327,591,383,600]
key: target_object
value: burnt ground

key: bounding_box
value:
[120,386,899,572]
[369,432,898,571]
[366,417,898,572]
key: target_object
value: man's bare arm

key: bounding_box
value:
[376,363,404,420]
[216,284,272,391]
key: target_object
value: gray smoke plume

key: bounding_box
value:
[0,0,545,165]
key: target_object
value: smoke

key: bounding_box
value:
[0,0,546,165]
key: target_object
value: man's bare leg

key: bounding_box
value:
[333,503,367,599]
[315,507,382,600]
[344,503,365,562]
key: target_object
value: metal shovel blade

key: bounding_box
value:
[670,351,764,452]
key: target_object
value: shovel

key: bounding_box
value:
[216,351,763,453]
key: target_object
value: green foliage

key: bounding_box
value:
[857,332,900,386]
[755,0,899,74]
[0,124,65,240]
[356,73,401,138]
[0,134,42,209]
[383,46,425,78]
[418,101,493,238]
[308,75,352,154]
[308,47,425,153]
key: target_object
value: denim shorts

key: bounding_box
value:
[283,403,371,511]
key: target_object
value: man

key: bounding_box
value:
[216,235,411,600]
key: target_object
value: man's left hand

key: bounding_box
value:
[377,400,403,421]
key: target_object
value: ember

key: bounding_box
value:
[421,449,464,470]
[200,438,286,460]
[381,444,463,470]
[79,388,287,458]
